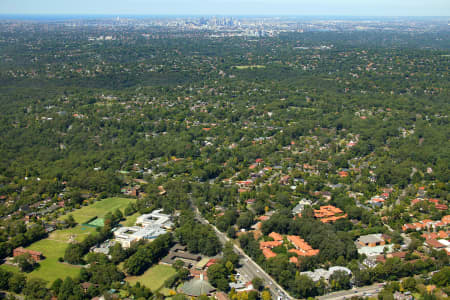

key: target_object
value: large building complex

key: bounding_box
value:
[113,210,172,248]
[136,209,174,229]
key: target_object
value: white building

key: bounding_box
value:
[136,209,173,229]
[301,266,352,282]
[357,244,394,258]
[114,225,167,248]
[292,198,312,215]
[113,209,172,248]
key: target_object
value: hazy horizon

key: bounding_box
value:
[1,0,449,17]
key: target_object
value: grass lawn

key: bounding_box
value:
[61,197,135,224]
[48,226,96,243]
[121,212,140,227]
[25,226,96,284]
[0,264,21,274]
[126,264,176,292]
[1,198,134,285]
[159,287,175,296]
[0,225,96,286]
[234,65,265,69]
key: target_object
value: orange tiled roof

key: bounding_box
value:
[338,171,349,177]
[411,198,422,205]
[14,247,42,257]
[287,235,313,251]
[289,248,319,257]
[422,231,449,240]
[422,232,438,240]
[258,215,270,221]
[269,232,283,241]
[259,241,283,249]
[402,219,435,231]
[314,205,343,217]
[314,205,347,222]
[435,221,445,227]
[443,215,450,224]
[426,239,445,249]
[320,214,348,223]
[435,204,448,210]
[438,230,448,239]
[262,248,277,259]
[253,230,262,240]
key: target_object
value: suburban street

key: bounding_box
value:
[191,201,386,300]
[318,283,384,300]
[191,202,292,300]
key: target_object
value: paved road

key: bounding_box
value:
[318,283,384,300]
[191,204,292,300]
[383,223,411,248]
[190,201,387,300]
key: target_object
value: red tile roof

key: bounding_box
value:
[206,259,218,268]
[287,235,312,251]
[422,231,449,240]
[259,241,283,249]
[338,171,349,177]
[442,215,450,224]
[411,198,422,205]
[258,215,270,221]
[289,248,320,257]
[435,204,448,211]
[269,232,283,241]
[262,248,277,259]
[14,247,42,257]
[426,239,445,249]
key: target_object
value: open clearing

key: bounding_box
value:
[234,65,266,69]
[61,197,134,224]
[1,198,135,285]
[121,211,140,227]
[125,264,177,291]
[1,225,95,285]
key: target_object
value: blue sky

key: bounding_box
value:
[1,0,449,16]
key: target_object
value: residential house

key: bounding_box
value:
[425,239,445,250]
[279,175,290,185]
[13,247,43,262]
[314,205,347,223]
[287,235,319,257]
[301,266,351,282]
[269,232,283,241]
[292,199,312,215]
[356,234,386,248]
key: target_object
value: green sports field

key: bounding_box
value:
[1,225,96,285]
[234,65,265,69]
[87,217,105,227]
[125,264,177,291]
[1,197,135,285]
[61,197,135,224]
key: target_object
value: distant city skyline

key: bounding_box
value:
[1,0,449,17]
